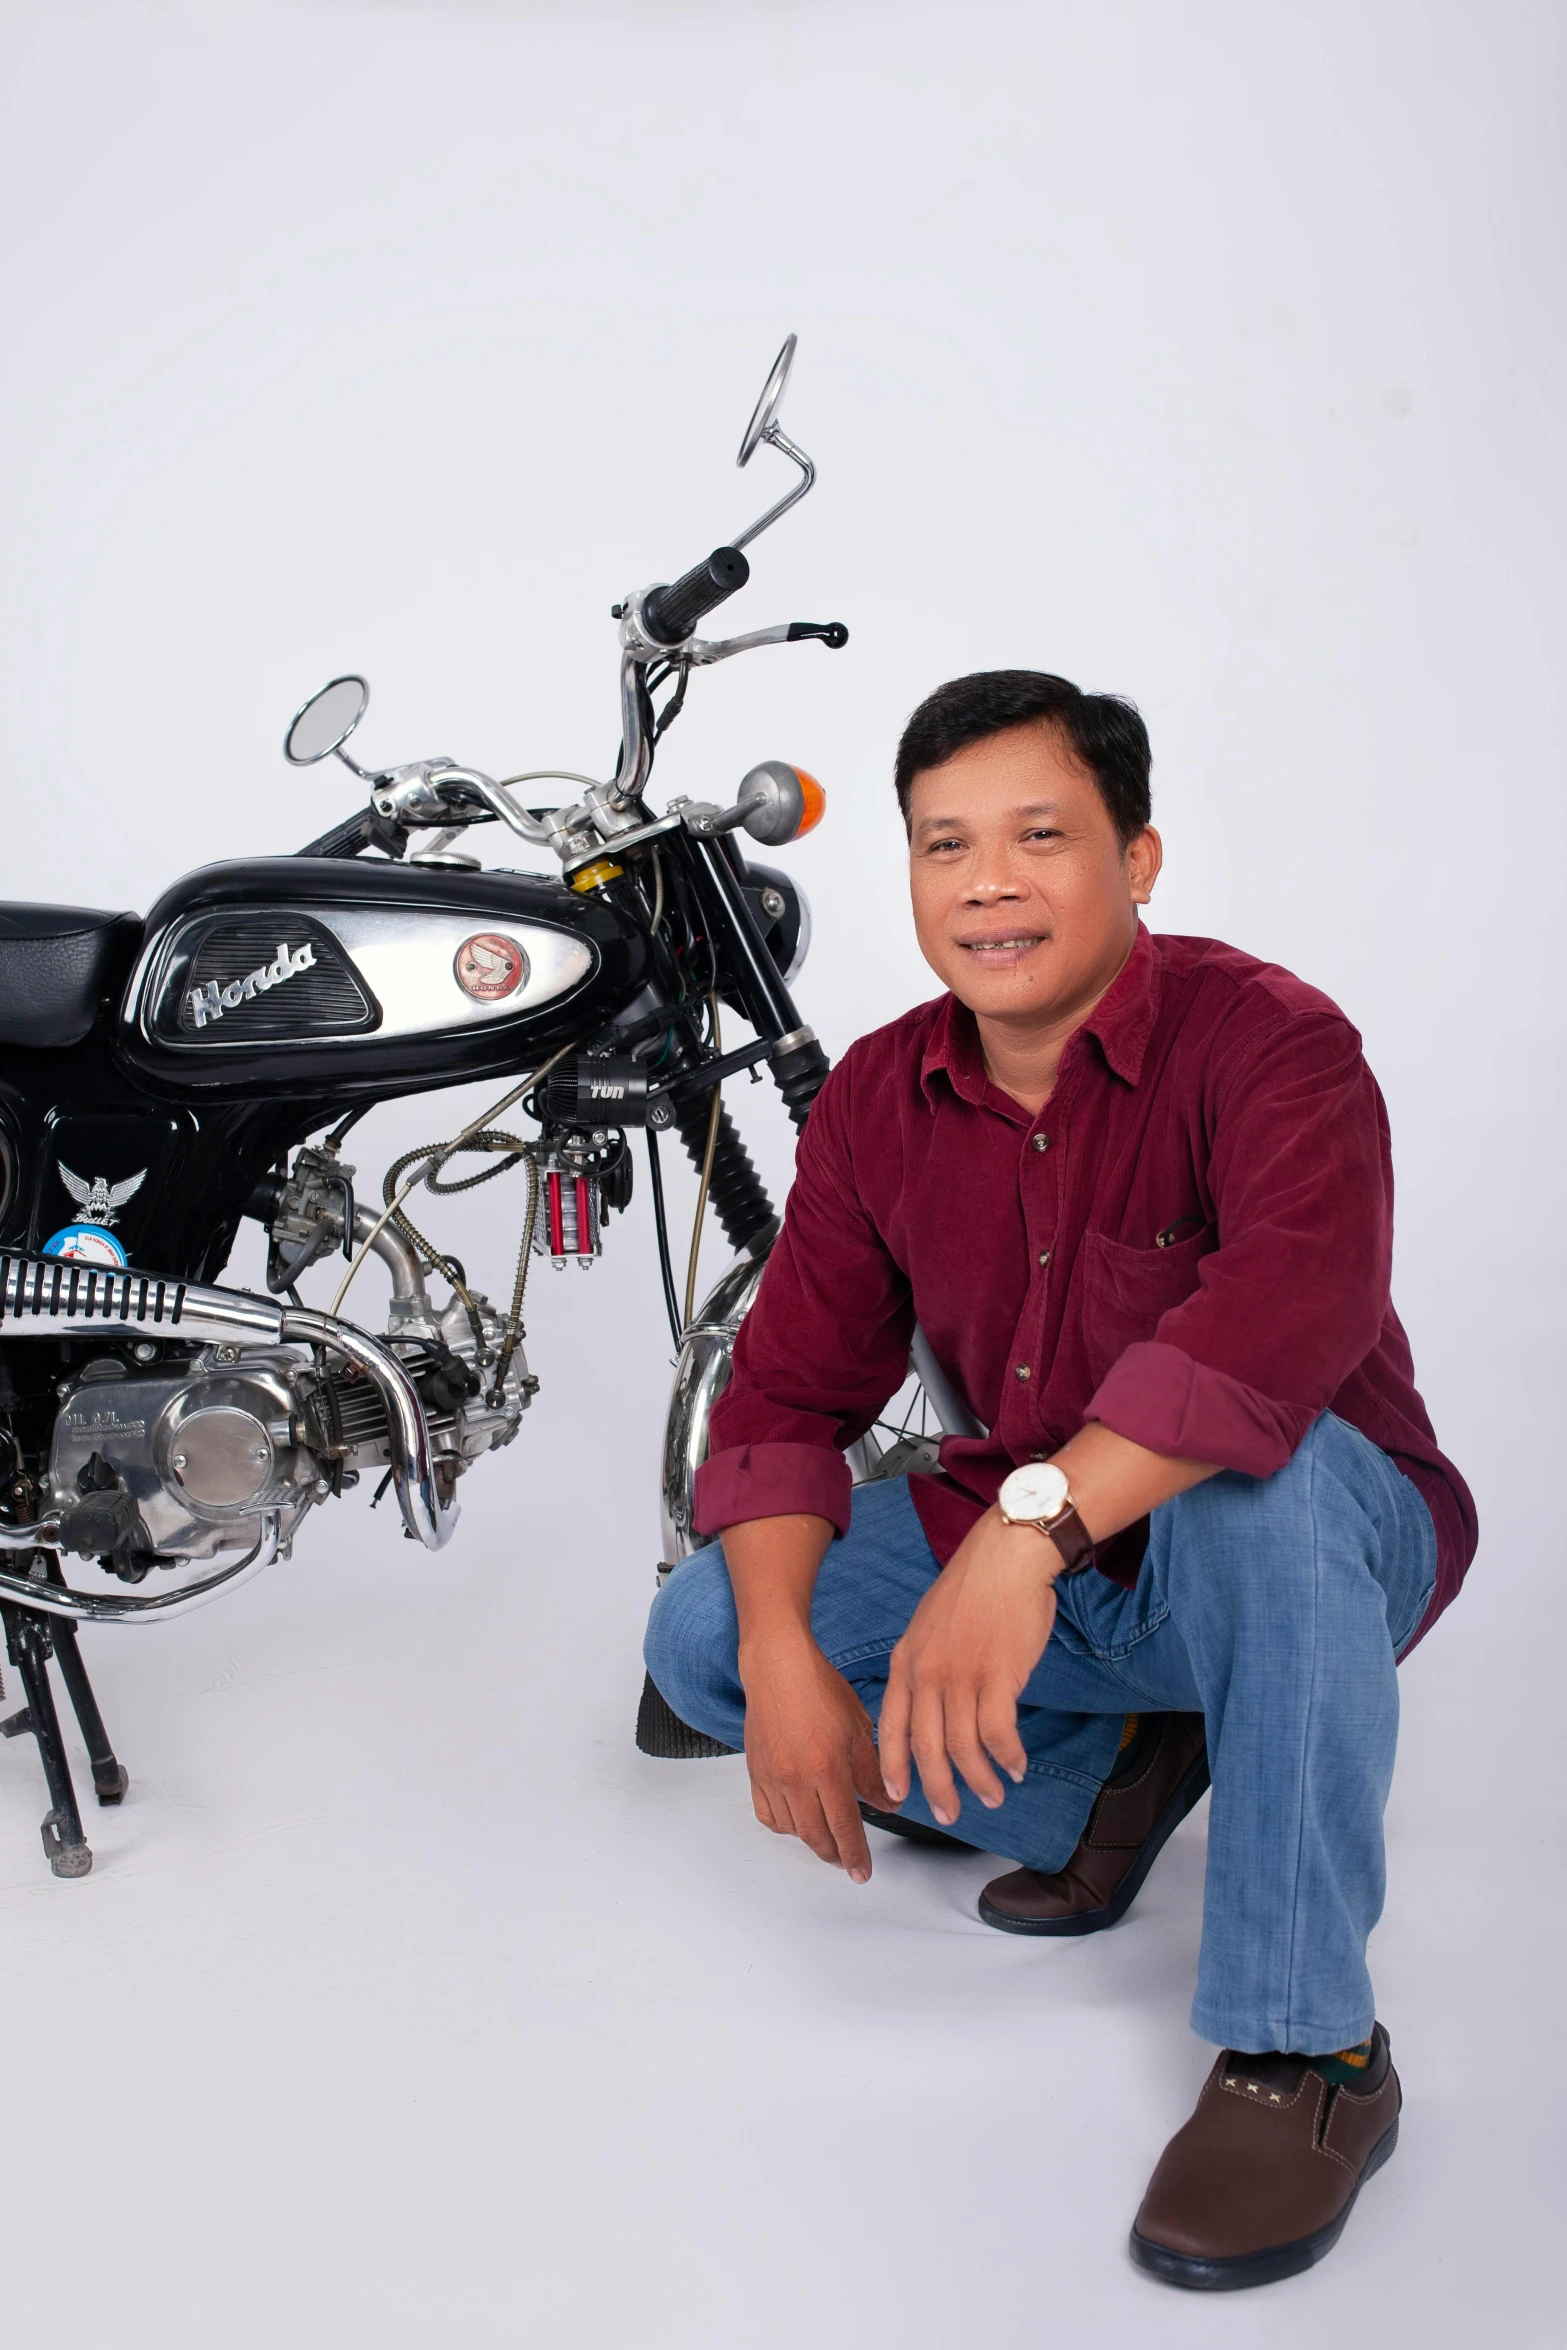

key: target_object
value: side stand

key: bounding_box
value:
[0,1599,129,1879]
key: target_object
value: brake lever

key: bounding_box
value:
[685,619,849,667]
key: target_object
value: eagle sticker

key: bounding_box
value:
[57,1164,146,1229]
[42,1165,146,1268]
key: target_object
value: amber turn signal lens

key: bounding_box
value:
[790,767,826,838]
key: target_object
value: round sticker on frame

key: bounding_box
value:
[453,933,528,1003]
[43,1224,128,1268]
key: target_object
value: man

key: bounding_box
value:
[643,670,1474,2290]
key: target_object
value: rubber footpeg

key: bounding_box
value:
[636,1670,735,1759]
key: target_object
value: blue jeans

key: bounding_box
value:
[644,1413,1437,2054]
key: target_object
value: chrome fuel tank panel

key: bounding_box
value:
[312,906,592,1040]
[117,857,647,1098]
[134,903,592,1048]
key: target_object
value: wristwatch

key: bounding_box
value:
[996,1460,1095,1577]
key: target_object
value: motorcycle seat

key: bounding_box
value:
[0,905,144,1049]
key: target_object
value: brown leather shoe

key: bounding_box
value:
[977,1712,1209,1935]
[1130,2025,1401,2289]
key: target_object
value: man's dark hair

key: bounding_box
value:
[894,670,1152,846]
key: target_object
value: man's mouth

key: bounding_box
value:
[958,935,1048,955]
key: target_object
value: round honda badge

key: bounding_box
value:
[453,933,528,1002]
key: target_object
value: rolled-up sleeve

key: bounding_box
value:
[692,1053,914,1538]
[1086,1008,1394,1477]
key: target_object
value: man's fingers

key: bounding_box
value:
[785,1784,851,1869]
[977,1683,1028,1784]
[878,1656,914,1804]
[909,1684,961,1826]
[820,1772,874,1884]
[750,1776,786,1833]
[849,1727,893,1812]
[944,1686,1007,1809]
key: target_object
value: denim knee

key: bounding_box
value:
[642,1538,741,1723]
[1155,1413,1382,1606]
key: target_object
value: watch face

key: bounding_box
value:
[999,1461,1070,1522]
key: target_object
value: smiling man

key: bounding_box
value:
[643,670,1475,2290]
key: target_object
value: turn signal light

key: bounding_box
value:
[737,760,827,848]
[790,766,826,839]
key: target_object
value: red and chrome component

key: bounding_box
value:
[536,1160,602,1271]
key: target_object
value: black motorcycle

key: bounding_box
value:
[0,338,971,1877]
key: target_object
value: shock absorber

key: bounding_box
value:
[667,1085,777,1257]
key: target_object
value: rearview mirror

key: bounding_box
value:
[738,333,797,468]
[284,675,369,766]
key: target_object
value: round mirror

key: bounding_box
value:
[284,674,369,765]
[737,333,797,468]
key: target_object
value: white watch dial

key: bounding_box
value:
[998,1462,1070,1523]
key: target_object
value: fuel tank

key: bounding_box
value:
[118,858,649,1099]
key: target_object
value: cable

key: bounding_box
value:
[495,770,606,793]
[645,1128,683,1351]
[683,996,723,1331]
[323,1105,370,1153]
[327,1040,579,1317]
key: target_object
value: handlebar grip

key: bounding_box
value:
[641,546,750,647]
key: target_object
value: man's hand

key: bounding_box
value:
[878,1509,1060,1826]
[740,1634,891,1882]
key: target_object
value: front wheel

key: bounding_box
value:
[637,1240,982,1757]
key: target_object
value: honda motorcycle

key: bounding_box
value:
[0,339,976,1877]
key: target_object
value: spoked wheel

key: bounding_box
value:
[638,1264,980,1758]
[845,1365,945,1485]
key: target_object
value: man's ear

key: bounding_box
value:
[1126,825,1163,906]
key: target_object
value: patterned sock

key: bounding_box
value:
[1312,2037,1375,2088]
[1117,1713,1141,1753]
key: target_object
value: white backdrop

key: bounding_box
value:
[0,2,1561,2343]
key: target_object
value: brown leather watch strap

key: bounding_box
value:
[1040,1504,1095,1577]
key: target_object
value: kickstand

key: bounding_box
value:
[0,1594,130,1879]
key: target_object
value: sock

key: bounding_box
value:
[1311,2037,1375,2088]
[1106,1713,1153,1787]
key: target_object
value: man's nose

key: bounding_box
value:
[965,850,1026,901]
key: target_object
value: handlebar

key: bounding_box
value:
[641,546,750,648]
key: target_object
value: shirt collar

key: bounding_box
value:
[919,921,1160,1106]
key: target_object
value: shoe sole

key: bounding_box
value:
[976,1749,1212,1937]
[858,1802,974,1853]
[1127,2116,1400,2291]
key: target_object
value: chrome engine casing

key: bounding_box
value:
[48,1349,323,1562]
[43,1305,532,1567]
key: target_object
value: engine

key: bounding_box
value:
[38,1157,536,1577]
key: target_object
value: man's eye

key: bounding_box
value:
[926,838,965,855]
[1023,828,1062,844]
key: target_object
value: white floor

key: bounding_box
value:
[0,1342,1552,2350]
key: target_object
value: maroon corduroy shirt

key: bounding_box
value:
[694,925,1475,1647]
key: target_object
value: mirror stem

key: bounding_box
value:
[730,426,816,554]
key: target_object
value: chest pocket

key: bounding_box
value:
[1080,1224,1215,1387]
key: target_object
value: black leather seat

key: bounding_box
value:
[0,905,144,1049]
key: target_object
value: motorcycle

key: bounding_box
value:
[0,337,975,1876]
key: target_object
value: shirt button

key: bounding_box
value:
[1032,1134,1050,1153]
[1015,1363,1031,1380]
[1038,1249,1051,1267]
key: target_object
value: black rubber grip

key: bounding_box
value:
[642,546,750,647]
[296,809,371,859]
